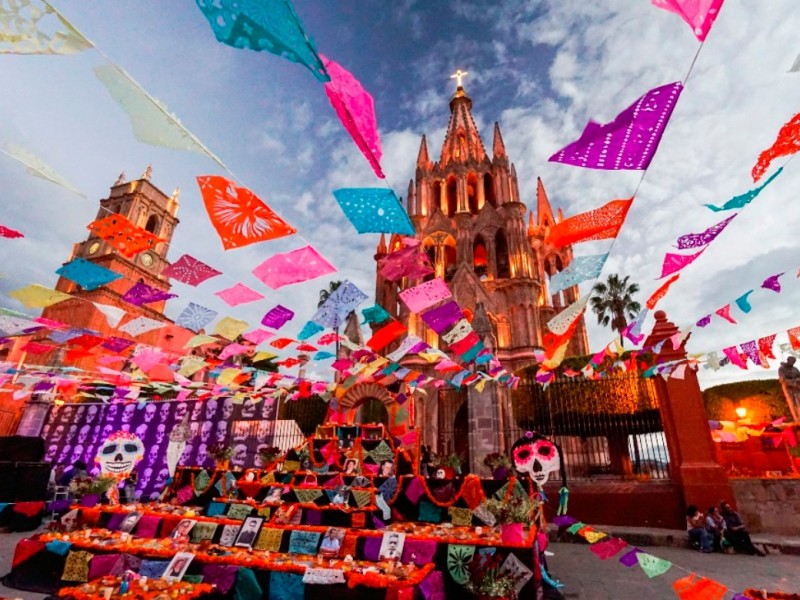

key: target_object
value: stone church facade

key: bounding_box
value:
[374,82,589,470]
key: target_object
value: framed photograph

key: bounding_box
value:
[163,552,194,582]
[234,516,264,548]
[169,519,197,540]
[343,458,359,476]
[119,511,142,534]
[218,524,241,547]
[318,527,346,558]
[329,486,350,506]
[378,460,395,478]
[264,485,284,504]
[379,531,405,561]
[272,504,297,525]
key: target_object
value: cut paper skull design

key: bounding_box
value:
[511,431,564,487]
[95,431,144,479]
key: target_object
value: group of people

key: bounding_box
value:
[686,502,765,556]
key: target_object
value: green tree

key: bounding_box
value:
[590,274,641,341]
[318,280,343,308]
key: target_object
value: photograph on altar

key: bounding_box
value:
[219,524,241,547]
[163,552,194,582]
[318,527,346,558]
[234,516,264,548]
[119,511,142,533]
[379,531,405,561]
[264,485,284,504]
[169,518,196,540]
[344,458,359,475]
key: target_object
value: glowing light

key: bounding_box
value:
[735,406,747,419]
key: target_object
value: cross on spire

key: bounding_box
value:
[450,69,468,89]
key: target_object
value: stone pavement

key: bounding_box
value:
[0,528,799,600]
[546,541,800,599]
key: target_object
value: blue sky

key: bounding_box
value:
[1,0,799,389]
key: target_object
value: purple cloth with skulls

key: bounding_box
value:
[40,394,280,500]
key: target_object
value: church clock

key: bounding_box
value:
[140,252,154,267]
[88,241,100,255]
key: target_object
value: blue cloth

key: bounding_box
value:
[207,501,226,517]
[333,188,415,235]
[196,0,329,82]
[176,302,218,333]
[55,257,122,290]
[549,254,608,294]
[268,571,304,600]
[296,320,324,341]
[46,540,72,556]
[139,560,169,578]
[313,351,334,360]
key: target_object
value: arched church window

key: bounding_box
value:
[358,397,389,426]
[495,230,510,278]
[455,131,467,159]
[278,394,327,435]
[484,173,496,207]
[555,255,564,272]
[473,236,488,279]
[432,181,442,214]
[145,214,160,234]
[467,173,479,213]
[445,177,457,216]
[444,241,457,282]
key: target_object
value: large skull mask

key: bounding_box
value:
[512,432,562,487]
[95,431,144,478]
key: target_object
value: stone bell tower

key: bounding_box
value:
[374,73,589,466]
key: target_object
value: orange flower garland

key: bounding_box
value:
[58,575,214,600]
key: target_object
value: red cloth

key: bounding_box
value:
[12,538,45,568]
[13,501,45,517]
[159,514,183,538]
[79,508,101,528]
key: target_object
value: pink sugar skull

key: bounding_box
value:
[512,432,561,486]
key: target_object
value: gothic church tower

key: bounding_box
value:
[374,78,588,466]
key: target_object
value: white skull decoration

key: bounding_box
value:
[45,444,59,462]
[204,398,218,420]
[107,404,119,421]
[78,425,91,445]
[155,468,170,488]
[159,403,171,421]
[215,421,228,443]
[148,444,161,463]
[87,405,98,422]
[66,425,78,442]
[241,399,256,418]
[155,424,167,444]
[190,402,204,421]
[261,398,276,419]
[52,424,65,442]
[231,444,248,467]
[95,431,144,478]
[174,402,188,422]
[135,424,149,440]
[512,432,562,487]
[221,398,234,421]
[144,403,157,423]
[70,444,85,464]
[200,421,213,442]
[121,404,136,424]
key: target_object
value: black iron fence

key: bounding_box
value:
[510,371,670,481]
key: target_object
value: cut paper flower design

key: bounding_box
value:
[549,254,608,294]
[651,0,725,41]
[323,55,383,178]
[215,283,264,307]
[399,278,452,313]
[87,214,164,258]
[545,199,632,248]
[333,188,414,235]
[118,316,166,336]
[176,303,218,333]
[95,65,225,167]
[56,258,121,291]
[549,82,682,170]
[198,175,296,250]
[0,0,92,55]
[122,281,177,306]
[163,254,221,286]
[252,246,336,290]
[196,0,329,82]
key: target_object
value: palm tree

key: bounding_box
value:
[318,280,343,361]
[318,280,343,309]
[590,274,641,341]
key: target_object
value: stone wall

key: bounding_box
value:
[731,478,800,535]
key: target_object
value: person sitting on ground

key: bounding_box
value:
[705,506,726,552]
[57,460,87,486]
[686,504,713,553]
[720,501,765,556]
